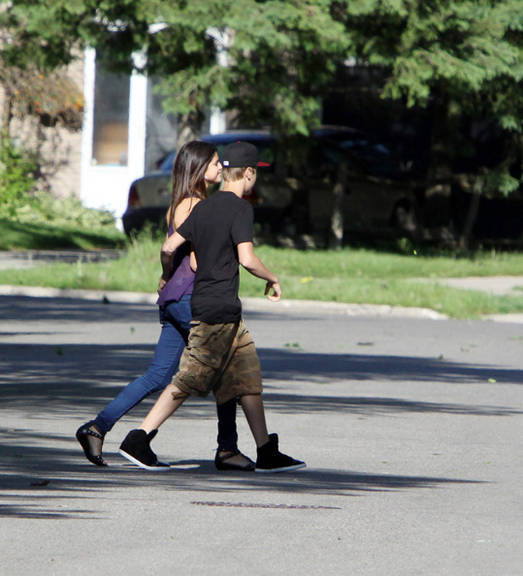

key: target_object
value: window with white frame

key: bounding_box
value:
[92,64,130,166]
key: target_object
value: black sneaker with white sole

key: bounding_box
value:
[255,433,306,473]
[119,429,170,471]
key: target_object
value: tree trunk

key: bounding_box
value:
[284,141,311,240]
[424,93,454,236]
[458,191,481,251]
[329,158,347,249]
[176,109,203,149]
[1,89,13,135]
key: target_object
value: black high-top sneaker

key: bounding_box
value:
[255,433,306,473]
[119,429,170,471]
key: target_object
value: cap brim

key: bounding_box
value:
[257,161,271,167]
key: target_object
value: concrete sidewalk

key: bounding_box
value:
[0,283,447,320]
[2,282,523,323]
[0,249,122,269]
[417,275,523,296]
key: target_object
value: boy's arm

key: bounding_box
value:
[158,231,187,291]
[237,241,281,301]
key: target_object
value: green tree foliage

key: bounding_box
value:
[4,1,519,168]
[133,1,521,246]
[1,1,521,245]
[335,1,521,247]
[0,1,84,70]
[341,2,520,109]
[340,0,522,192]
[136,1,350,141]
[137,1,354,240]
[0,0,153,129]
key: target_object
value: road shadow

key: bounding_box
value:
[0,342,521,416]
[0,295,158,324]
[259,348,523,386]
[0,295,284,325]
[0,428,481,520]
[0,294,516,520]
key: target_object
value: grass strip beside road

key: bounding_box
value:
[0,219,126,251]
[1,238,522,318]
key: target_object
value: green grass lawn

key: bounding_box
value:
[1,234,523,318]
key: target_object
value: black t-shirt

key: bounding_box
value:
[177,191,254,324]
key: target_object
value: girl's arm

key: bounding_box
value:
[159,198,201,289]
[174,198,200,272]
[160,231,187,284]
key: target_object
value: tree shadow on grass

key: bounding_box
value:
[0,219,125,251]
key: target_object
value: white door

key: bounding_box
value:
[80,48,146,228]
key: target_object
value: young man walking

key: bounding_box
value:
[119,141,305,473]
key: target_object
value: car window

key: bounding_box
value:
[159,151,176,173]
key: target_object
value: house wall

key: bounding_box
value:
[1,58,84,200]
[1,50,222,213]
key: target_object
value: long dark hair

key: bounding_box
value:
[168,141,217,229]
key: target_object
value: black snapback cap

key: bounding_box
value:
[220,141,271,168]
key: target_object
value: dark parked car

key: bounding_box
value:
[122,128,420,240]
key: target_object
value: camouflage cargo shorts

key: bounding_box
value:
[171,319,262,405]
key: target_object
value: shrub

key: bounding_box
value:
[16,192,117,230]
[0,134,117,231]
[0,134,37,218]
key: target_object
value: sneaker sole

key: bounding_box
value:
[118,449,171,471]
[255,462,306,473]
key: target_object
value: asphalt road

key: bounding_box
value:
[1,294,522,575]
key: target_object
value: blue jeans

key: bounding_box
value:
[93,295,238,451]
